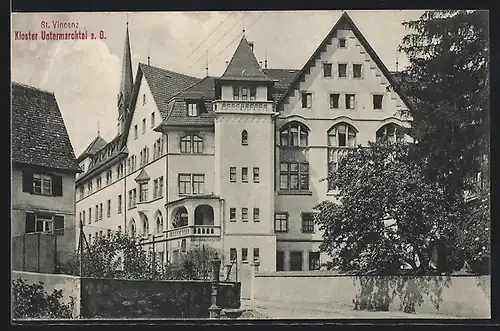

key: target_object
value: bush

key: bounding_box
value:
[12,279,74,319]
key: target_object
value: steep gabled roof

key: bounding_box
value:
[220,36,273,82]
[12,82,80,172]
[119,63,201,148]
[134,168,150,182]
[264,68,300,101]
[77,136,108,162]
[278,12,415,114]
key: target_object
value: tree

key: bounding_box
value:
[316,142,468,275]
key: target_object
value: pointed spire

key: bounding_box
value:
[97,121,100,136]
[264,45,268,69]
[220,35,272,82]
[117,21,134,116]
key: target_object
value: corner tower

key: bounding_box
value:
[117,22,134,136]
[213,36,278,272]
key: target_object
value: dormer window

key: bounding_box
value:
[187,103,198,117]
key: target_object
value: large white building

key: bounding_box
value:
[75,12,412,273]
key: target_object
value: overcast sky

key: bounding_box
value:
[11,10,425,156]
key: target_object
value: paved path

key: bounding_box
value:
[240,299,459,319]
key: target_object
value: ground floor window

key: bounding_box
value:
[25,212,64,234]
[276,251,284,271]
[290,251,303,271]
[309,251,320,270]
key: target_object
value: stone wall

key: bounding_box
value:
[252,271,490,318]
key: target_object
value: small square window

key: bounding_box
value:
[330,93,340,109]
[373,95,384,110]
[338,38,347,48]
[338,64,347,78]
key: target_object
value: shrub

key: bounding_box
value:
[12,279,74,319]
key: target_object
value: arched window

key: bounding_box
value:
[280,122,309,147]
[376,124,404,143]
[241,130,248,146]
[143,219,149,237]
[180,135,192,153]
[180,134,203,153]
[327,123,358,190]
[155,211,163,234]
[130,219,136,237]
[192,135,203,153]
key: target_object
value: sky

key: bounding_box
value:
[11,10,425,156]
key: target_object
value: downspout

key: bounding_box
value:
[164,132,169,262]
[220,198,225,267]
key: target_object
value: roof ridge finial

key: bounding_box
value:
[242,15,245,35]
[396,49,399,72]
[147,47,151,66]
[97,121,100,137]
[126,13,129,26]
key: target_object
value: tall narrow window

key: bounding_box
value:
[230,167,236,182]
[338,64,347,78]
[153,179,159,199]
[241,87,248,100]
[180,135,192,153]
[192,135,203,153]
[301,213,315,233]
[253,248,260,262]
[250,87,257,100]
[329,93,340,109]
[309,252,321,270]
[241,130,248,145]
[151,112,155,127]
[253,208,260,222]
[353,64,363,78]
[107,200,111,218]
[328,123,358,189]
[373,94,384,110]
[192,174,205,194]
[229,208,236,221]
[253,167,260,182]
[178,174,191,195]
[323,63,332,77]
[142,94,146,105]
[242,167,248,182]
[230,248,237,262]
[142,118,146,134]
[301,92,312,108]
[134,125,138,139]
[118,194,122,214]
[233,86,239,100]
[159,176,164,198]
[242,208,248,222]
[275,213,288,232]
[242,248,248,262]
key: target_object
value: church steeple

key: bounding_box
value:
[117,22,134,116]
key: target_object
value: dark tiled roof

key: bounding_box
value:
[12,82,80,172]
[176,76,217,99]
[264,69,300,89]
[135,168,150,182]
[77,136,108,161]
[220,36,273,82]
[161,99,214,127]
[140,63,201,119]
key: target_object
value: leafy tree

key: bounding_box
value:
[163,246,220,280]
[315,142,466,275]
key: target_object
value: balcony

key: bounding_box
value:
[166,225,221,240]
[212,100,275,114]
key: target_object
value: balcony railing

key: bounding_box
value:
[166,225,221,240]
[213,100,274,113]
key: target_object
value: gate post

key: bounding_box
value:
[209,252,222,319]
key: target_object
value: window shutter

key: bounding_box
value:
[54,215,64,235]
[25,212,35,233]
[52,175,63,196]
[22,171,33,193]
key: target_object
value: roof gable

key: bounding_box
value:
[12,82,80,172]
[278,12,414,113]
[220,36,273,82]
[77,136,108,161]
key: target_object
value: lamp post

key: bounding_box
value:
[209,252,222,319]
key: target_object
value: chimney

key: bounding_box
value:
[225,60,229,67]
[248,42,254,52]
[259,61,263,68]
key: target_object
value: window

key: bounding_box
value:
[323,63,332,77]
[373,94,384,110]
[242,208,248,222]
[301,213,315,233]
[309,252,321,270]
[178,174,204,195]
[242,248,248,262]
[107,200,111,218]
[106,170,112,185]
[233,86,239,100]
[25,213,54,234]
[82,210,86,224]
[328,123,357,148]
[242,167,248,182]
[118,225,122,233]
[230,167,236,182]
[180,134,203,153]
[376,123,404,143]
[301,92,312,108]
[290,251,303,271]
[118,195,122,214]
[240,87,248,100]
[151,112,155,127]
[229,208,236,221]
[276,251,284,271]
[274,213,288,232]
[253,208,260,222]
[142,118,146,134]
[107,229,111,239]
[139,183,148,202]
[156,213,163,234]
[253,167,259,182]
[133,189,137,206]
[253,248,260,262]
[338,38,347,48]
[193,175,204,194]
[87,181,93,193]
[353,64,362,78]
[241,130,248,145]
[279,162,309,191]
[230,248,237,262]
[32,173,52,195]
[88,233,92,244]
[345,94,356,109]
[134,125,138,139]
[99,203,103,220]
[142,93,146,105]
[279,122,309,147]
[88,208,91,223]
[187,103,198,117]
[338,63,347,78]
[250,87,256,100]
[97,176,103,189]
[159,177,164,198]
[329,93,340,109]
[153,178,159,199]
